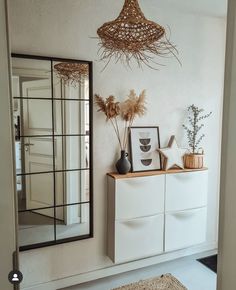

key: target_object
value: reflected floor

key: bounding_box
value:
[19,211,60,228]
[19,210,90,247]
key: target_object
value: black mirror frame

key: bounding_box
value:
[11,53,93,251]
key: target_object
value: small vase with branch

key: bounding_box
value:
[95,90,147,174]
[182,104,212,169]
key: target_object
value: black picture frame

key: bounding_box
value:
[129,126,161,172]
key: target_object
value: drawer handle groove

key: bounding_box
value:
[172,210,200,219]
[122,217,154,228]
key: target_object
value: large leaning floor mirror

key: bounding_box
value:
[11,54,93,251]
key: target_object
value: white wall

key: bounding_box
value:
[0,0,17,289]
[8,0,226,289]
[217,0,236,289]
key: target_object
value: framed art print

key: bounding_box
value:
[129,126,161,172]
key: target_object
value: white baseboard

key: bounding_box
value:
[22,241,218,290]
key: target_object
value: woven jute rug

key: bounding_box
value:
[112,273,188,290]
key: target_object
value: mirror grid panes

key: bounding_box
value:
[12,54,93,250]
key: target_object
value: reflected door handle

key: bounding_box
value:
[24,143,34,151]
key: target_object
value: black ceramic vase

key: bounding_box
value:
[116,150,131,174]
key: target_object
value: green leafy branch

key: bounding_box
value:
[183,104,212,154]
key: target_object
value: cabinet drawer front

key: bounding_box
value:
[115,175,165,220]
[165,207,207,252]
[115,214,164,263]
[166,171,208,212]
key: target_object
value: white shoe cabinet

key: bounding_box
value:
[107,168,208,263]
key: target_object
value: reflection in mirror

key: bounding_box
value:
[55,204,90,240]
[12,55,92,250]
[18,208,54,246]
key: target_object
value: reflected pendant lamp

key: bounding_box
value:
[54,62,89,86]
[97,0,180,69]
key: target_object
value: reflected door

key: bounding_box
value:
[22,79,64,219]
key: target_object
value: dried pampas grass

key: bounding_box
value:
[121,90,147,149]
[94,95,120,120]
[95,90,147,150]
[95,94,122,148]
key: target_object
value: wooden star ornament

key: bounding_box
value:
[158,135,187,170]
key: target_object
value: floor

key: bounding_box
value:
[63,251,217,290]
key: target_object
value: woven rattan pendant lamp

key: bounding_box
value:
[97,0,179,69]
[54,62,89,86]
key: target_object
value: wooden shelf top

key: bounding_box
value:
[107,167,208,179]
